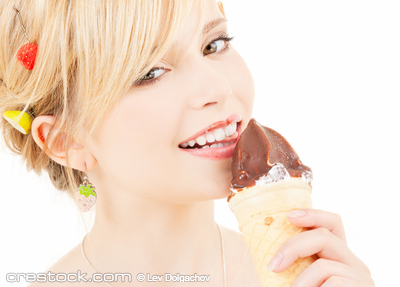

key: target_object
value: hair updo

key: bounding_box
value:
[0,0,208,202]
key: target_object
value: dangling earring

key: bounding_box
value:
[76,176,97,212]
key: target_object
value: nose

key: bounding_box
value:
[186,57,232,109]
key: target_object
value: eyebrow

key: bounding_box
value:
[163,17,228,56]
[202,17,227,35]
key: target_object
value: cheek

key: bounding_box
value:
[117,93,178,153]
[97,92,182,178]
[226,50,256,111]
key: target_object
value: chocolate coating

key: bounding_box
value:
[230,118,312,192]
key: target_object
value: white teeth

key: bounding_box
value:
[205,133,215,143]
[196,136,206,145]
[181,119,240,148]
[224,141,233,147]
[224,122,235,137]
[214,128,226,141]
[185,140,235,150]
[231,121,237,132]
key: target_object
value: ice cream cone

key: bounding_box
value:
[228,177,318,287]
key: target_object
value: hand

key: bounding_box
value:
[266,208,375,287]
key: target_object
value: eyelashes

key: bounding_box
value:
[135,33,235,87]
[203,34,234,57]
[209,33,235,44]
[135,67,169,87]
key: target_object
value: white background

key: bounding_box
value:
[1,1,399,286]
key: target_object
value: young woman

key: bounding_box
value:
[0,0,375,286]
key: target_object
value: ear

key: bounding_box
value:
[31,115,97,172]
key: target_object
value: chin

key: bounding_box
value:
[181,188,231,203]
[202,184,232,201]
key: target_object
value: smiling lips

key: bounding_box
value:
[178,113,243,160]
[179,113,243,149]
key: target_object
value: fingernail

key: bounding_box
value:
[287,209,306,218]
[267,252,283,271]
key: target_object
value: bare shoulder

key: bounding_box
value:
[27,242,93,287]
[219,225,262,287]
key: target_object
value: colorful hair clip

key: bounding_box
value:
[3,109,33,134]
[1,79,34,135]
[1,6,37,134]
[13,5,38,70]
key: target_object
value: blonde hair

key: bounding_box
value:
[0,0,210,202]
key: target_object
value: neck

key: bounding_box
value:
[83,187,222,275]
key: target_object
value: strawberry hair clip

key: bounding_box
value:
[2,6,38,134]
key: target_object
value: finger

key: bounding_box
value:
[268,227,369,275]
[291,258,366,287]
[287,208,347,244]
[321,276,367,287]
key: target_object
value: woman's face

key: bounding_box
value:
[87,0,255,203]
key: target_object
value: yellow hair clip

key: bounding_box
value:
[1,79,34,135]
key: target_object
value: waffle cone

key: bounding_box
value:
[228,177,318,287]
